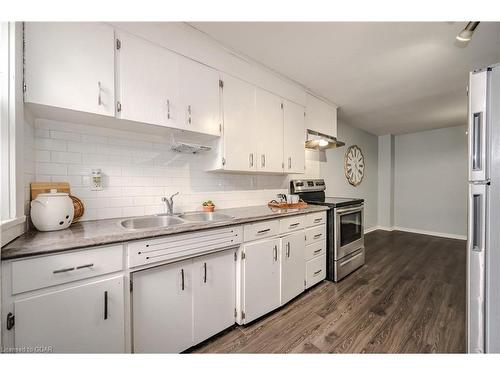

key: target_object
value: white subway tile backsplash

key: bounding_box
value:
[50,130,81,142]
[35,138,67,151]
[32,118,288,222]
[36,162,67,176]
[51,151,82,164]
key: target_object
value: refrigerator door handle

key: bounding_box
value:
[467,183,487,353]
[468,70,489,182]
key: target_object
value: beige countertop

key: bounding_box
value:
[1,204,328,260]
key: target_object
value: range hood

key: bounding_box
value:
[305,129,345,150]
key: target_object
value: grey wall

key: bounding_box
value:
[319,121,379,230]
[393,125,467,237]
[377,135,395,229]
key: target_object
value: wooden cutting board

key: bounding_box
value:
[31,182,71,200]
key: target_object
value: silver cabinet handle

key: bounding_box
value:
[313,269,322,276]
[76,263,94,270]
[313,218,322,223]
[97,82,102,106]
[203,262,207,283]
[273,245,278,261]
[288,157,292,169]
[286,242,291,258]
[181,269,185,291]
[289,222,300,228]
[249,153,254,167]
[313,248,322,254]
[167,100,170,119]
[313,233,322,239]
[53,267,75,274]
[257,228,271,234]
[187,105,192,124]
[261,154,266,168]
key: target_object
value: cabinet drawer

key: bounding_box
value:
[306,254,326,288]
[243,219,279,242]
[305,225,326,245]
[279,215,306,234]
[11,245,124,294]
[305,239,326,261]
[306,212,326,227]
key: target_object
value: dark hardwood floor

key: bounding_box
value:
[192,230,467,353]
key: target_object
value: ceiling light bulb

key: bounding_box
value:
[456,22,480,42]
[318,139,329,147]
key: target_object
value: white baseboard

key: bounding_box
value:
[392,226,467,240]
[365,225,466,240]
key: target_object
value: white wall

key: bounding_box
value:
[393,125,467,238]
[377,134,394,229]
[300,121,379,231]
[32,118,288,221]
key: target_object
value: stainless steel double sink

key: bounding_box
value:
[120,212,234,230]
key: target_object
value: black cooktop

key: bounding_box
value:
[303,197,364,208]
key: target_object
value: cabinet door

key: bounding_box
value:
[179,57,221,136]
[280,231,306,305]
[132,259,193,353]
[242,238,281,323]
[192,250,236,344]
[118,32,180,128]
[283,100,306,174]
[305,93,337,138]
[14,276,125,353]
[255,88,284,173]
[25,22,115,116]
[221,75,257,172]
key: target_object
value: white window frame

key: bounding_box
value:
[1,22,25,247]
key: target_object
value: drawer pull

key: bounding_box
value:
[104,291,108,320]
[203,262,207,283]
[313,269,323,276]
[181,269,185,291]
[273,245,278,261]
[289,223,300,228]
[257,228,271,234]
[313,234,322,239]
[313,218,322,223]
[53,267,75,274]
[76,263,94,270]
[313,248,322,254]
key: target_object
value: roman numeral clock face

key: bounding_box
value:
[344,145,365,187]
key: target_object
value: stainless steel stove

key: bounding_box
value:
[290,179,365,282]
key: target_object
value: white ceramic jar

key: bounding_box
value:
[30,189,75,231]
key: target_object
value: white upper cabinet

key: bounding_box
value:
[117,32,181,128]
[305,93,337,138]
[220,75,257,172]
[25,22,115,116]
[179,57,221,136]
[283,100,306,174]
[255,89,284,173]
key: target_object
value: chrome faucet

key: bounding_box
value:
[162,192,179,215]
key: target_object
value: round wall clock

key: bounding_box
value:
[344,145,365,187]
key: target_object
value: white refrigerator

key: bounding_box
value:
[467,63,500,353]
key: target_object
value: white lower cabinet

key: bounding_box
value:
[192,251,236,344]
[132,258,193,353]
[14,276,125,353]
[132,249,236,353]
[240,238,281,324]
[280,231,306,305]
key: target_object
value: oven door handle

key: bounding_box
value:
[336,205,363,215]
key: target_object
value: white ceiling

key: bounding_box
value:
[189,22,500,135]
